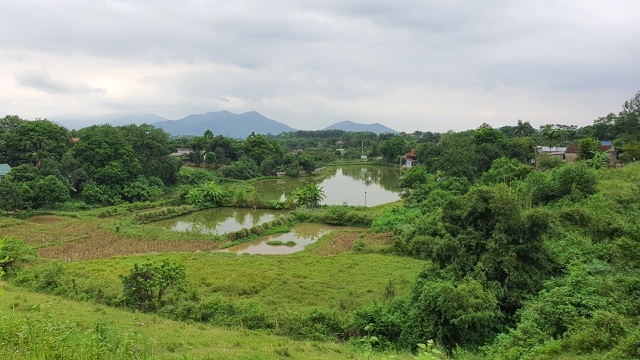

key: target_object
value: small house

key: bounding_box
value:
[0,163,11,183]
[170,148,192,157]
[565,143,617,164]
[403,149,417,168]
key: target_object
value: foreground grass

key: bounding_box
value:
[0,284,379,360]
[62,249,426,311]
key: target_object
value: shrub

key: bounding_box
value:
[120,259,187,312]
[0,237,37,275]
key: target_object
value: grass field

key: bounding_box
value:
[1,202,428,359]
[1,284,412,360]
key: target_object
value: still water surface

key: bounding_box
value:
[255,165,401,206]
[154,208,281,235]
[222,223,345,254]
[156,166,401,235]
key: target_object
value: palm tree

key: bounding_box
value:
[541,125,560,151]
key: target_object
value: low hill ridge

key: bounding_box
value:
[323,120,397,134]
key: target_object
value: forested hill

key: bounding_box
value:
[153,111,296,138]
[323,120,397,134]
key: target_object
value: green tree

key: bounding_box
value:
[400,166,429,189]
[577,137,599,160]
[404,275,502,349]
[3,119,70,168]
[379,136,407,164]
[73,125,141,187]
[481,157,533,187]
[245,133,280,165]
[32,175,70,208]
[0,237,36,275]
[120,259,187,312]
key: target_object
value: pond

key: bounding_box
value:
[255,165,401,207]
[222,223,347,255]
[153,208,282,235]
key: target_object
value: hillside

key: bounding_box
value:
[323,120,397,134]
[0,285,379,360]
[153,111,296,138]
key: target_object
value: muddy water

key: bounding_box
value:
[154,208,282,235]
[254,166,401,206]
[223,223,347,254]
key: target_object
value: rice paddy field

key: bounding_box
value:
[0,203,426,359]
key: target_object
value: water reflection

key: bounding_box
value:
[255,166,401,207]
[154,208,281,235]
[223,223,339,254]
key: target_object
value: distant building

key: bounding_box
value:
[403,149,417,168]
[170,148,192,157]
[536,141,617,166]
[565,143,617,163]
[0,163,11,183]
[536,146,568,160]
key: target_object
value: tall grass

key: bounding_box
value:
[0,313,153,359]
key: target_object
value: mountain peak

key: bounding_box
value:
[154,110,296,138]
[323,120,397,134]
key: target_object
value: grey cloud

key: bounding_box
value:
[16,71,106,94]
[1,0,640,131]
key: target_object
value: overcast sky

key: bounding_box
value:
[1,0,639,132]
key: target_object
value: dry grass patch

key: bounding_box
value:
[359,231,395,246]
[2,217,222,261]
[312,231,395,256]
[26,215,73,225]
[39,237,220,261]
[312,231,363,256]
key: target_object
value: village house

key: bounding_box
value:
[564,143,617,164]
[402,149,417,169]
[536,141,617,166]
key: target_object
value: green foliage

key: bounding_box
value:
[2,119,70,168]
[120,259,187,311]
[481,157,532,187]
[219,156,260,180]
[184,182,225,207]
[380,136,407,164]
[536,153,564,170]
[0,237,36,275]
[289,183,326,208]
[177,166,218,185]
[294,206,375,227]
[400,166,429,189]
[0,313,153,359]
[578,137,600,160]
[403,276,502,349]
[371,207,422,233]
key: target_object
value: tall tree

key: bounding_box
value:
[3,119,70,167]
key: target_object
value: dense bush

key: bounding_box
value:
[0,237,36,275]
[120,259,187,312]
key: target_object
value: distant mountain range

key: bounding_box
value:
[323,120,397,134]
[153,111,296,138]
[50,111,396,138]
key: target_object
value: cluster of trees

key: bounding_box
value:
[352,91,640,357]
[0,119,181,209]
[182,131,334,179]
